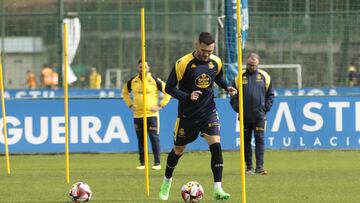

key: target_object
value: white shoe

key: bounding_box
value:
[136,165,145,170]
[152,165,161,170]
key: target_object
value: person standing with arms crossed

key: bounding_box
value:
[122,59,171,170]
[230,53,275,175]
[158,32,237,201]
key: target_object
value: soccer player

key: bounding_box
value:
[230,53,275,175]
[122,59,171,170]
[158,32,237,201]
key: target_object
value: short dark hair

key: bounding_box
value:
[137,58,148,65]
[198,32,215,45]
[247,53,260,61]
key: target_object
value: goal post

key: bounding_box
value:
[224,63,302,88]
[259,64,302,89]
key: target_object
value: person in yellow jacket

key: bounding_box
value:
[348,63,358,87]
[89,67,102,89]
[122,59,171,170]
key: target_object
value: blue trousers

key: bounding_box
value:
[134,116,160,165]
[244,120,265,169]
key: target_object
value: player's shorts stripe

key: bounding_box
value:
[173,118,180,142]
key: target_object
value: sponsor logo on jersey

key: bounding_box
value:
[195,73,211,88]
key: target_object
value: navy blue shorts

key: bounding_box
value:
[173,110,220,146]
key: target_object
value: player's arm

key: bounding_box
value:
[215,68,229,90]
[156,78,171,108]
[215,68,237,96]
[264,77,275,113]
[165,66,190,101]
[229,78,239,113]
[122,79,133,108]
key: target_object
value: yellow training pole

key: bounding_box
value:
[236,0,246,202]
[63,22,70,184]
[0,50,10,175]
[140,8,150,196]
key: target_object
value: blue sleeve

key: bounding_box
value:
[265,79,275,113]
[165,66,190,101]
[214,68,229,91]
[229,80,239,112]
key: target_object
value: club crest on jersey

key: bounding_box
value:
[208,62,214,69]
[256,74,263,82]
[178,128,185,137]
[195,73,211,88]
[191,64,197,68]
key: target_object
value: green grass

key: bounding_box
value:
[0,150,359,203]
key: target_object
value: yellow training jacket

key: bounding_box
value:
[89,72,102,89]
[122,73,171,118]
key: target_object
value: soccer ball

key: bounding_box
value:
[69,182,92,202]
[181,181,204,203]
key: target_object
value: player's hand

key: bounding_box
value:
[130,105,136,112]
[190,90,202,101]
[150,105,161,112]
[227,86,237,96]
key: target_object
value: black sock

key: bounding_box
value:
[210,143,223,182]
[165,149,182,179]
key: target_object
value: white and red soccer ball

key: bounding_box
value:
[69,182,92,202]
[181,181,204,203]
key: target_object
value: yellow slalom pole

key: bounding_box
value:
[140,8,150,196]
[236,0,246,202]
[63,22,70,184]
[0,50,10,175]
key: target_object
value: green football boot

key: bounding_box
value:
[159,179,172,200]
[213,187,231,201]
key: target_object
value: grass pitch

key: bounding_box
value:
[0,150,359,203]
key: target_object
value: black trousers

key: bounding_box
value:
[134,116,160,165]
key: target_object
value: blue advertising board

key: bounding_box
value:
[256,97,360,149]
[274,87,360,96]
[4,89,120,99]
[4,87,360,100]
[0,96,359,153]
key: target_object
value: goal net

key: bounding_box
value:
[258,64,302,88]
[224,63,302,88]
